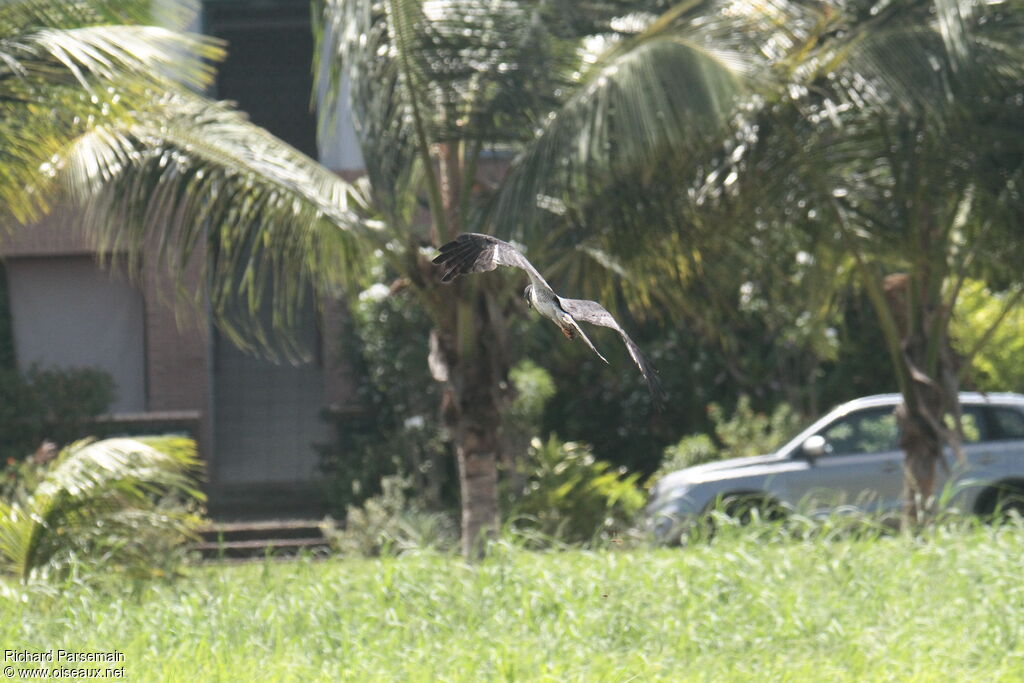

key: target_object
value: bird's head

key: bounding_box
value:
[522,284,533,308]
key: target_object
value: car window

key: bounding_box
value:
[947,408,983,444]
[821,408,898,455]
[988,407,1024,441]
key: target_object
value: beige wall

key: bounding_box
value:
[0,210,213,454]
[1,208,359,488]
[5,256,147,412]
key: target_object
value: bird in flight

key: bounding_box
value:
[433,233,664,402]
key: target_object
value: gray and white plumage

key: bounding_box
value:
[433,233,664,402]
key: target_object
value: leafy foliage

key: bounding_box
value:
[506,436,644,545]
[657,433,719,474]
[506,359,556,436]
[0,364,115,465]
[503,358,557,467]
[953,280,1024,393]
[654,395,802,481]
[706,395,801,460]
[566,0,1024,513]
[0,0,372,359]
[0,437,204,583]
[309,0,806,555]
[318,283,453,514]
[0,0,221,225]
[321,475,457,557]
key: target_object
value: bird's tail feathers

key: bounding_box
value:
[571,321,608,364]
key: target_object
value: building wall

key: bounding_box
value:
[0,210,213,453]
[5,255,147,413]
[0,1,366,512]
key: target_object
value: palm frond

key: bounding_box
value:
[315,0,581,230]
[63,89,379,357]
[488,0,810,240]
[2,25,222,90]
[314,0,422,226]
[0,0,185,33]
[0,437,203,583]
[0,19,222,225]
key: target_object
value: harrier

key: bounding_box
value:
[433,233,664,401]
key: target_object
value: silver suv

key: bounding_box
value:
[646,392,1024,541]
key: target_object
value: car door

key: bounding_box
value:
[780,406,904,514]
[944,405,1024,510]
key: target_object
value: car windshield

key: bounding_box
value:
[820,408,899,454]
[775,403,900,458]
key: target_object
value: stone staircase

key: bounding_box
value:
[194,519,331,561]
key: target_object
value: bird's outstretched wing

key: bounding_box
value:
[558,297,666,403]
[433,233,552,290]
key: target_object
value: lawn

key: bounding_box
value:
[3,523,1024,681]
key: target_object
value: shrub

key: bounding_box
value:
[506,436,645,546]
[0,437,204,583]
[321,475,458,557]
[657,433,719,473]
[317,284,452,515]
[654,395,802,481]
[0,364,115,466]
[952,279,1024,393]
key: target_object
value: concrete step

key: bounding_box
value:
[194,537,330,560]
[199,519,324,543]
[194,519,330,559]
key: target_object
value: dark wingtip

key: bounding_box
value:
[433,235,478,282]
[644,366,667,412]
[437,238,462,253]
[650,384,667,412]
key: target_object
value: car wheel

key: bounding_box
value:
[719,494,787,525]
[685,494,788,544]
[977,483,1024,521]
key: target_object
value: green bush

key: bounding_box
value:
[654,395,802,481]
[321,475,458,557]
[506,436,645,546]
[658,433,719,473]
[317,285,452,515]
[952,279,1024,392]
[0,364,115,466]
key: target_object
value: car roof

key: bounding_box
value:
[838,392,1024,411]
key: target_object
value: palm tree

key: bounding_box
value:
[644,0,1024,522]
[311,0,812,555]
[0,0,822,556]
[0,437,203,582]
[0,0,371,351]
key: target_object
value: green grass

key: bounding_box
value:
[4,523,1024,681]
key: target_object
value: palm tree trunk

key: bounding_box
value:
[453,394,501,558]
[882,272,958,526]
[430,283,509,558]
[896,392,944,524]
